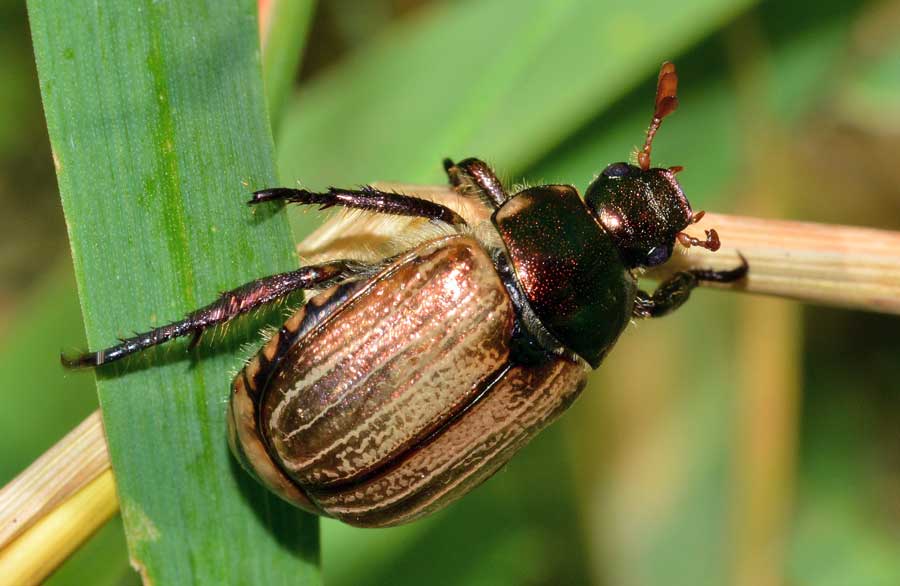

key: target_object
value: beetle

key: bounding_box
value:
[64,62,747,528]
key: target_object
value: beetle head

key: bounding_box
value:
[585,62,720,269]
[585,163,693,268]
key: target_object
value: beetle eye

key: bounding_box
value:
[601,162,633,178]
[645,245,672,267]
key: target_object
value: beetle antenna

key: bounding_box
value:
[638,61,679,171]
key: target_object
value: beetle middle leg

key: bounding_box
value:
[443,157,508,208]
[62,258,379,368]
[633,255,748,318]
[250,185,466,226]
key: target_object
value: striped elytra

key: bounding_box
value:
[227,235,590,527]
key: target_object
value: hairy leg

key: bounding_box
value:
[63,259,378,368]
[251,185,466,226]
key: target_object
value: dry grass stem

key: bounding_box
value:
[0,469,117,586]
[0,410,110,548]
[648,212,900,314]
[301,185,900,315]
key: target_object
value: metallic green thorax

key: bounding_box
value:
[493,185,636,368]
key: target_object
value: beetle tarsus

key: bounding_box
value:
[633,254,748,318]
[250,185,467,226]
[443,157,508,208]
[60,351,99,369]
[688,253,749,283]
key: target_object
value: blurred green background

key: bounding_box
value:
[3,0,899,585]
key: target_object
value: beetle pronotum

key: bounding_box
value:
[65,62,746,527]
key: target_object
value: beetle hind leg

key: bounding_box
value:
[62,259,380,369]
[633,255,748,318]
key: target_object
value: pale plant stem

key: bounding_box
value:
[0,470,117,586]
[305,185,900,315]
[647,212,900,315]
[0,410,110,549]
[0,415,115,586]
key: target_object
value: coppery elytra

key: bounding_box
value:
[64,62,747,528]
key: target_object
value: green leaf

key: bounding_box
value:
[28,1,319,584]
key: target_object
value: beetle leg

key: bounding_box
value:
[633,255,748,318]
[443,157,508,208]
[250,185,466,226]
[62,259,379,368]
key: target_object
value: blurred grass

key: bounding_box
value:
[0,267,131,586]
[276,0,756,190]
[261,0,316,129]
[27,0,318,584]
[3,0,900,584]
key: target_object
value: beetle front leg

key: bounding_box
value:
[62,259,378,368]
[250,185,466,226]
[633,255,748,318]
[443,157,509,208]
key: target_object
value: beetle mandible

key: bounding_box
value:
[65,62,747,528]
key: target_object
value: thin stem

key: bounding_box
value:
[0,411,110,548]
[0,468,117,586]
[646,212,900,315]
[303,184,900,315]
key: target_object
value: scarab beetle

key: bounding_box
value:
[65,62,747,527]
